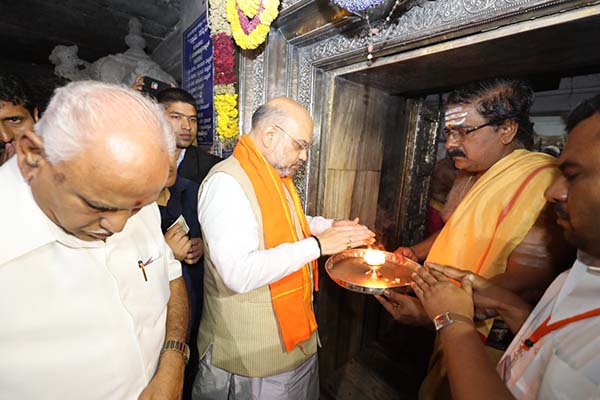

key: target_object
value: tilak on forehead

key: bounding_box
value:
[444,106,469,128]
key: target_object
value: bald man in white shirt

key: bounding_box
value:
[0,81,189,400]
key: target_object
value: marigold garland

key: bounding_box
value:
[226,0,280,50]
[215,93,239,148]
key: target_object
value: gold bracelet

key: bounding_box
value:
[161,339,190,365]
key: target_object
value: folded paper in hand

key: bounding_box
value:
[168,215,190,234]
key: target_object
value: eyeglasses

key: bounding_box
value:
[442,122,493,142]
[274,124,311,151]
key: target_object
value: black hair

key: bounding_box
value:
[0,71,36,115]
[447,78,535,149]
[566,94,600,133]
[156,88,196,112]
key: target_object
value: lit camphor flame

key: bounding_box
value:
[364,248,386,266]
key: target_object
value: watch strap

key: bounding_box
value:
[161,339,190,365]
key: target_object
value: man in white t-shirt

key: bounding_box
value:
[408,94,600,399]
[0,81,189,399]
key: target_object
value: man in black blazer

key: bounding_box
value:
[156,88,221,400]
[156,88,221,184]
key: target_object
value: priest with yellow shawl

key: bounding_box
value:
[376,79,574,400]
[193,97,375,400]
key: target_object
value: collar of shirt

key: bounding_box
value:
[0,158,104,266]
[548,255,600,324]
[176,148,186,168]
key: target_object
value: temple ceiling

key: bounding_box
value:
[0,0,180,65]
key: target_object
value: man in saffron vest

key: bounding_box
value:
[376,79,574,399]
[193,97,376,399]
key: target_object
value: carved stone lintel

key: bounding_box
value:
[281,0,310,11]
[305,0,559,65]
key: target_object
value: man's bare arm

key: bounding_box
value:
[441,324,516,400]
[139,277,189,400]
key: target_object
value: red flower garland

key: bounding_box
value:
[213,32,236,86]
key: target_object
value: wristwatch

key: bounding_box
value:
[433,312,473,332]
[161,340,190,365]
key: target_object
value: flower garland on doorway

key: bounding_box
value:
[226,0,279,49]
[209,0,240,149]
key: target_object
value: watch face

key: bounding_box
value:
[434,313,451,331]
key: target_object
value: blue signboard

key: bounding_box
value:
[182,12,213,146]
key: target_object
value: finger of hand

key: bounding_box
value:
[334,218,360,227]
[185,256,201,264]
[166,226,183,237]
[430,269,450,283]
[179,236,191,248]
[410,282,424,302]
[461,275,473,297]
[188,248,203,258]
[396,247,410,255]
[375,295,398,317]
[426,262,468,280]
[382,289,408,303]
[335,225,374,236]
[411,272,429,291]
[395,248,417,262]
[174,230,188,241]
[416,266,438,286]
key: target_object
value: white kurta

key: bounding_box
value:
[498,255,600,399]
[0,158,182,400]
[197,172,332,294]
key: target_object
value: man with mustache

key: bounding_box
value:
[0,72,38,166]
[377,78,573,399]
[193,97,376,399]
[411,94,600,399]
[0,81,189,399]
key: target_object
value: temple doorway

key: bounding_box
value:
[315,9,600,399]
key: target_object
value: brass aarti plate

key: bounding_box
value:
[325,249,420,295]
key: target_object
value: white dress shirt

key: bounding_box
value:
[498,255,600,399]
[0,158,181,400]
[177,148,187,167]
[198,172,332,294]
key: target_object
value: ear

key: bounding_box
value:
[498,120,518,145]
[33,107,40,122]
[16,130,47,181]
[261,125,277,149]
